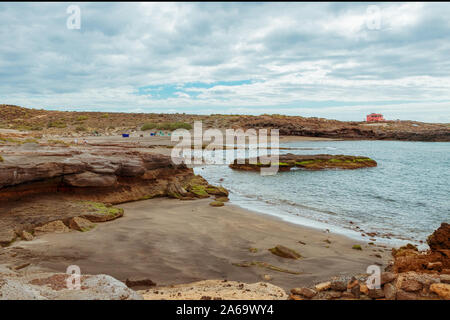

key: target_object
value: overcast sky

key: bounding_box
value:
[1,2,450,122]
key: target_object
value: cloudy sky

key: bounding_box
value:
[1,2,450,122]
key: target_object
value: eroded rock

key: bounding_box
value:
[69,216,96,232]
[268,245,301,259]
[34,221,70,236]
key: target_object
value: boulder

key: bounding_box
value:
[268,245,301,259]
[380,272,397,285]
[430,283,450,300]
[324,291,342,299]
[368,288,385,299]
[400,279,423,292]
[291,287,317,298]
[383,283,397,300]
[427,223,450,251]
[69,217,96,232]
[209,201,224,207]
[330,280,347,291]
[34,220,70,235]
[315,281,331,292]
[396,290,419,300]
[125,277,156,288]
[351,284,361,298]
[81,203,124,222]
[359,283,369,295]
[21,230,34,241]
[0,229,17,247]
[205,186,229,196]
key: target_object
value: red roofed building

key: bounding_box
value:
[366,113,385,122]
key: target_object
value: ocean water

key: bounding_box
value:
[194,140,450,247]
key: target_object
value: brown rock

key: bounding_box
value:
[368,288,385,299]
[291,287,317,298]
[125,277,156,288]
[360,283,369,295]
[206,186,229,197]
[262,274,272,281]
[383,283,397,300]
[69,217,96,232]
[430,283,450,300]
[315,281,331,292]
[351,284,361,298]
[209,201,224,207]
[341,292,355,299]
[34,221,70,235]
[380,272,397,285]
[289,294,304,300]
[396,290,418,300]
[427,222,450,251]
[21,230,34,241]
[268,245,301,259]
[324,291,342,299]
[400,279,423,292]
[330,280,347,291]
[347,278,359,289]
[0,229,17,247]
[81,206,124,222]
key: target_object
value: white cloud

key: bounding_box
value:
[0,2,449,122]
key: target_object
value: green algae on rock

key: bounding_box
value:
[80,201,124,222]
[230,153,377,172]
[209,201,224,207]
[268,245,302,259]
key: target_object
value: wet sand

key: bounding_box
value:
[9,198,391,291]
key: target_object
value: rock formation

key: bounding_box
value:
[0,143,227,203]
[0,143,228,247]
[288,224,450,300]
[230,154,377,172]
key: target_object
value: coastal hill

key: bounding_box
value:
[1,104,449,141]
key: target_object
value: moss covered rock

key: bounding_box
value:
[209,201,225,207]
[269,245,301,259]
[81,201,124,222]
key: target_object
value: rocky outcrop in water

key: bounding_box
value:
[230,154,377,172]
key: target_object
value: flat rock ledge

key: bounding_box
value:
[0,143,228,204]
[0,267,142,300]
[230,153,377,172]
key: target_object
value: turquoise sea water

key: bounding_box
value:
[194,140,450,246]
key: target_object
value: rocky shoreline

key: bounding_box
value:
[288,223,450,300]
[0,142,228,248]
[0,135,448,300]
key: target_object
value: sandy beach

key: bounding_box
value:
[7,197,391,291]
